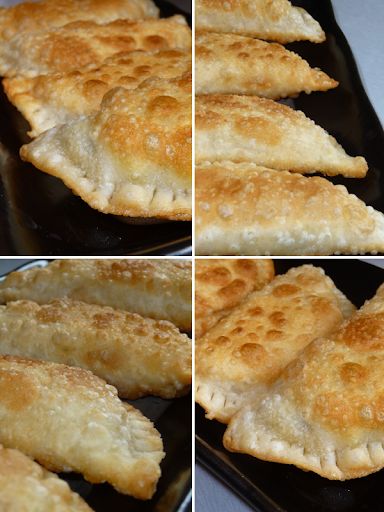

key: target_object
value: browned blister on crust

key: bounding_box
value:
[195,258,275,338]
[196,265,355,423]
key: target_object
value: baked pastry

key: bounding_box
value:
[20,73,192,220]
[195,95,367,177]
[0,299,191,399]
[0,259,192,331]
[195,163,384,255]
[4,49,191,136]
[195,0,325,43]
[0,16,191,78]
[195,258,274,338]
[0,0,159,43]
[195,31,338,97]
[0,445,92,511]
[0,355,164,499]
[224,282,384,480]
[196,265,355,423]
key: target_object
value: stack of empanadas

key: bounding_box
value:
[0,0,192,221]
[0,258,192,506]
[195,0,383,255]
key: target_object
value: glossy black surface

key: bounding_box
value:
[196,259,384,512]
[0,0,192,256]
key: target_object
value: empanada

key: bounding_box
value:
[0,259,192,331]
[0,16,191,78]
[195,31,338,97]
[196,265,355,423]
[0,445,92,511]
[195,95,367,177]
[195,163,384,255]
[195,258,274,338]
[4,49,191,137]
[195,0,325,43]
[20,74,192,220]
[224,282,384,480]
[0,299,191,399]
[0,355,164,499]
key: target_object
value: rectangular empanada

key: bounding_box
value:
[224,282,384,480]
[195,258,274,338]
[0,259,192,331]
[196,265,355,423]
[4,49,192,137]
[20,73,192,220]
[195,31,338,97]
[195,95,367,178]
[0,16,191,78]
[195,163,384,256]
[195,0,325,43]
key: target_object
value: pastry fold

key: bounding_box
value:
[0,259,192,331]
[195,95,367,178]
[0,355,164,499]
[195,258,274,338]
[196,265,355,423]
[195,163,384,256]
[224,282,384,480]
[195,31,337,97]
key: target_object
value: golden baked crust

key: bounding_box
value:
[196,265,355,423]
[0,16,191,77]
[224,283,384,480]
[195,163,384,255]
[0,355,164,499]
[195,0,325,43]
[195,258,274,338]
[4,49,191,137]
[0,259,192,331]
[195,31,338,97]
[195,95,367,177]
[0,446,92,512]
[0,299,191,399]
[20,73,192,220]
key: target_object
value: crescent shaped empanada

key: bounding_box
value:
[0,16,191,78]
[195,31,338,97]
[195,258,275,339]
[0,299,191,399]
[0,355,164,499]
[0,259,192,331]
[224,282,384,480]
[195,163,384,255]
[0,446,92,512]
[195,0,325,43]
[4,49,191,137]
[20,73,192,220]
[195,95,367,178]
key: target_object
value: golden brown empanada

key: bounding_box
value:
[0,355,164,499]
[195,163,384,255]
[196,265,355,423]
[0,299,191,399]
[4,49,191,137]
[224,282,384,480]
[0,259,192,331]
[20,73,192,220]
[195,31,338,97]
[0,445,92,512]
[195,95,367,177]
[0,16,191,78]
[195,258,274,338]
[195,0,325,43]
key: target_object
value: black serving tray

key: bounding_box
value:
[0,0,191,256]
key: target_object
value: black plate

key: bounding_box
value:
[0,259,192,512]
[196,259,384,512]
[0,0,191,256]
